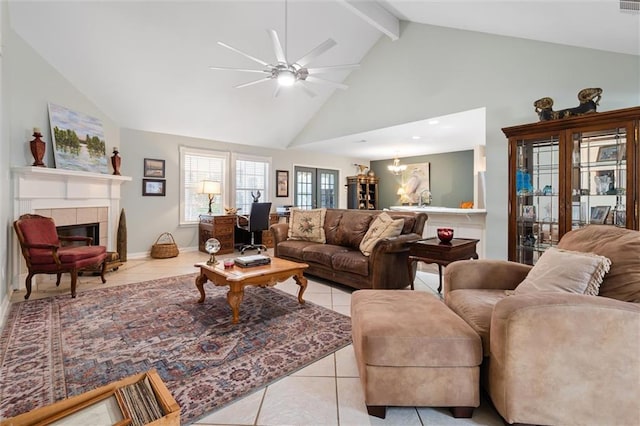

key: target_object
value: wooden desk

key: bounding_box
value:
[407,238,479,293]
[199,213,279,254]
[199,214,236,254]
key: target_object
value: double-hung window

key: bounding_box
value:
[233,154,271,215]
[180,146,228,224]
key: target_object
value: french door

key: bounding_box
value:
[294,166,339,209]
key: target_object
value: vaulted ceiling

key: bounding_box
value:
[8,1,639,158]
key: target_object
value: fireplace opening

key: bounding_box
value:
[57,222,100,246]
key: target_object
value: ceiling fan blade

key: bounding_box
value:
[304,75,348,90]
[235,77,273,89]
[209,66,269,74]
[217,41,270,67]
[306,64,360,73]
[267,29,287,64]
[294,38,336,67]
[273,84,281,98]
[297,81,317,98]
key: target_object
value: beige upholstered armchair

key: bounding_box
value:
[444,225,640,426]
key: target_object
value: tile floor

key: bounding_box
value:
[10,250,504,426]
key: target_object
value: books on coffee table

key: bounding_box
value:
[234,255,271,268]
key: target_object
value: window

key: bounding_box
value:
[234,154,271,215]
[180,146,228,224]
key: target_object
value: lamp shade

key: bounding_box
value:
[199,180,221,195]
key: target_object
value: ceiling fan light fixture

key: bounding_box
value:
[277,69,296,86]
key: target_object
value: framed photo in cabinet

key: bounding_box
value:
[521,205,536,220]
[596,145,619,162]
[590,206,610,224]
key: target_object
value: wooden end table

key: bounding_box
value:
[407,238,479,293]
[195,257,309,324]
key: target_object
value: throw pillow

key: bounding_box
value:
[359,212,405,256]
[287,208,327,243]
[513,247,611,296]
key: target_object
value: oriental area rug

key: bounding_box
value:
[0,274,352,424]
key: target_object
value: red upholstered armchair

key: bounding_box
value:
[13,214,108,299]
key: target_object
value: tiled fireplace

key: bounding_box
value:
[11,167,131,289]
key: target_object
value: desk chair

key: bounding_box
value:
[236,202,272,254]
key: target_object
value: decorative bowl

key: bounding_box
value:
[437,228,454,243]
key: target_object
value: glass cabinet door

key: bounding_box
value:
[571,126,628,230]
[514,136,560,264]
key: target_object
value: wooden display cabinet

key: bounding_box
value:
[503,106,639,265]
[1,369,179,426]
[199,214,235,254]
[346,175,379,210]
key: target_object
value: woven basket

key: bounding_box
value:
[150,232,179,259]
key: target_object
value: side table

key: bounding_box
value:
[407,238,479,293]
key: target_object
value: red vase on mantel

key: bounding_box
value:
[111,147,121,175]
[29,129,46,167]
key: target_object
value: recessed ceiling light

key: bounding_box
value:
[428,120,439,125]
[411,136,421,140]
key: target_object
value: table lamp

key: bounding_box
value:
[199,180,221,214]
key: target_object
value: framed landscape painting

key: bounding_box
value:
[48,103,108,173]
[144,158,165,178]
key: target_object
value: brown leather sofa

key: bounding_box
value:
[271,209,427,290]
[444,225,640,425]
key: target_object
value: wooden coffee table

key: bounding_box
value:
[194,257,309,324]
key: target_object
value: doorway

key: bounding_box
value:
[294,166,339,209]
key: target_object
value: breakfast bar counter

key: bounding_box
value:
[389,206,486,258]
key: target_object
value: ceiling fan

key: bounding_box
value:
[209,3,359,97]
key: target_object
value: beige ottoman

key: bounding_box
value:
[351,290,482,419]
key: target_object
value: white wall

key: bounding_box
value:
[0,0,10,326]
[119,128,367,255]
[293,21,640,259]
[2,28,121,310]
[7,29,120,169]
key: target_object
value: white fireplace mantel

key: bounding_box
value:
[11,167,132,289]
[13,165,132,227]
[13,167,131,203]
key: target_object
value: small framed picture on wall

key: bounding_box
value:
[144,158,166,178]
[142,179,166,196]
[276,170,289,197]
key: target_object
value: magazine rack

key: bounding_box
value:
[1,370,179,426]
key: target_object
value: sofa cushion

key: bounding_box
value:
[302,244,349,268]
[323,209,344,245]
[334,212,374,249]
[557,225,640,302]
[288,208,326,243]
[387,213,417,235]
[513,247,611,296]
[359,212,404,256]
[276,240,317,261]
[446,289,508,355]
[332,250,369,276]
